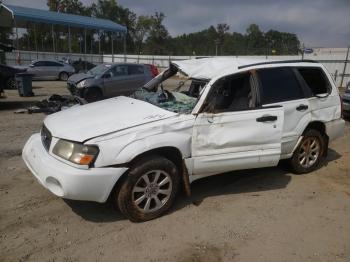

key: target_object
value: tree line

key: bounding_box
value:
[1,0,301,56]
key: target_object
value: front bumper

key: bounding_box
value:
[67,82,84,97]
[22,134,128,203]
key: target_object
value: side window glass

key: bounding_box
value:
[203,72,252,113]
[46,61,58,66]
[258,67,304,104]
[111,66,128,77]
[128,65,144,75]
[34,61,44,66]
[297,67,330,95]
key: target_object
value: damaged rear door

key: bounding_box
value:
[191,71,284,177]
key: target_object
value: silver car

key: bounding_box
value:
[26,60,75,81]
[67,63,155,102]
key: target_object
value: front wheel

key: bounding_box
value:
[84,88,102,103]
[116,156,180,222]
[288,129,325,174]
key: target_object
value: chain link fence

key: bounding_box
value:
[5,47,350,88]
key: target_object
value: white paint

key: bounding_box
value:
[22,58,345,203]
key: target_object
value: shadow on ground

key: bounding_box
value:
[64,148,342,223]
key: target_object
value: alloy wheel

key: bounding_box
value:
[132,170,173,213]
[298,137,321,168]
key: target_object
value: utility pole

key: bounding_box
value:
[215,39,219,56]
[340,46,350,88]
[301,43,305,60]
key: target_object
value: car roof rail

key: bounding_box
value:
[238,59,319,69]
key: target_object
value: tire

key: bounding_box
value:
[84,88,102,103]
[116,156,180,222]
[288,129,325,174]
[5,77,16,89]
[59,72,69,81]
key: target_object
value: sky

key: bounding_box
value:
[4,0,350,47]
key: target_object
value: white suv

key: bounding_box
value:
[23,58,345,222]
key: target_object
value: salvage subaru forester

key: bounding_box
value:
[23,58,345,222]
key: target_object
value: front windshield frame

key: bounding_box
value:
[132,65,209,114]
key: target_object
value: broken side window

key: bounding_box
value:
[202,72,253,113]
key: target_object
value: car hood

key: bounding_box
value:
[44,96,177,142]
[68,73,95,83]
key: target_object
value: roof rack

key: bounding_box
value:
[238,59,319,69]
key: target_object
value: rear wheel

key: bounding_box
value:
[288,129,325,174]
[59,72,69,81]
[116,156,180,222]
[84,88,102,103]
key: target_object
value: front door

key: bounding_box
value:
[191,71,284,179]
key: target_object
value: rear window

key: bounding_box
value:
[297,67,330,95]
[258,67,304,104]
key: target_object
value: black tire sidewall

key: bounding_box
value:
[84,88,102,103]
[117,156,180,222]
[290,129,325,174]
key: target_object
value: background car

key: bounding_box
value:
[0,64,26,90]
[67,63,156,102]
[144,64,159,78]
[342,82,350,119]
[26,60,75,81]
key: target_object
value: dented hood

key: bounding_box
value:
[67,73,94,84]
[44,96,177,142]
[171,57,266,79]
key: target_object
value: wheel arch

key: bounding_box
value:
[300,121,329,156]
[108,146,187,202]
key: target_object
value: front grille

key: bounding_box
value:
[41,125,52,151]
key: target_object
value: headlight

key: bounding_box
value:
[77,80,87,88]
[52,139,99,166]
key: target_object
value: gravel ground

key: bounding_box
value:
[0,81,350,262]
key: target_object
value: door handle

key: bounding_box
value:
[256,115,277,122]
[296,104,308,111]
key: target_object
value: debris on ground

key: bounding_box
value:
[14,94,86,114]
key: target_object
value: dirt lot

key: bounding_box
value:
[1,81,350,262]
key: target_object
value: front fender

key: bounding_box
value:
[90,115,195,167]
[114,132,192,164]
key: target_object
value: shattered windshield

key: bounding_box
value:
[132,68,207,114]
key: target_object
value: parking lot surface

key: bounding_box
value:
[1,81,350,261]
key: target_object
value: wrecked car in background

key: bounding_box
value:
[22,57,345,222]
[67,63,156,102]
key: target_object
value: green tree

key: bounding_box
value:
[133,15,153,54]
[144,12,170,55]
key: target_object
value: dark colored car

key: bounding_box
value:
[67,63,155,102]
[342,82,350,118]
[0,64,26,90]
